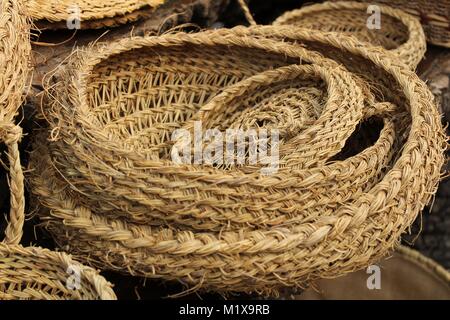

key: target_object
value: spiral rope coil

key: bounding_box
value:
[26,0,165,29]
[30,25,446,294]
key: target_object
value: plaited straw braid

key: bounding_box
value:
[0,0,116,301]
[30,26,446,294]
[0,123,24,245]
[273,1,426,70]
[0,243,117,300]
[26,0,165,29]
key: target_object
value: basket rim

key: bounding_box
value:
[0,243,117,300]
[26,0,164,25]
[1,0,30,245]
[272,1,426,69]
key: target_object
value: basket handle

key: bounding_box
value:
[0,122,24,245]
[237,0,257,25]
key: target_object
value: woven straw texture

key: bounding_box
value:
[26,0,165,29]
[340,0,450,48]
[30,26,446,294]
[273,1,426,70]
[0,244,117,300]
[0,0,116,301]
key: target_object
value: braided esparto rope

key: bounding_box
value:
[0,0,29,245]
[331,0,450,48]
[30,26,446,294]
[0,124,24,245]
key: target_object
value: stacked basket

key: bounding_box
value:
[332,0,450,48]
[273,1,426,70]
[26,0,165,29]
[0,0,116,300]
[29,20,446,294]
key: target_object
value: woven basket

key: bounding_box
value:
[0,0,116,301]
[30,26,446,294]
[273,1,426,70]
[26,0,165,29]
[338,0,450,48]
[0,244,117,300]
[297,246,450,300]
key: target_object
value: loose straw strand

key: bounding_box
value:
[237,0,257,25]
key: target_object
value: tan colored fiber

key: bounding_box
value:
[0,244,117,300]
[0,0,117,301]
[335,0,450,48]
[273,1,426,70]
[0,0,30,245]
[30,26,446,294]
[26,0,165,29]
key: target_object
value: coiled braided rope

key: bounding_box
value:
[273,1,426,70]
[0,0,116,300]
[30,25,446,294]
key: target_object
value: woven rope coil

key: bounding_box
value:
[0,0,30,245]
[273,1,426,70]
[26,0,165,29]
[337,0,450,48]
[0,0,116,301]
[30,25,446,294]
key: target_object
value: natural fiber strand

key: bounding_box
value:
[334,0,450,48]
